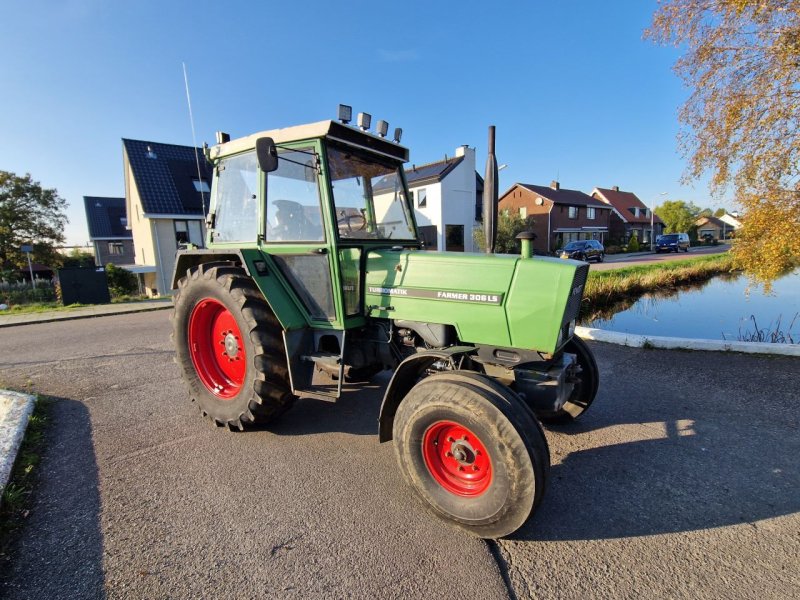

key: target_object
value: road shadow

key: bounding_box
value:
[511,348,800,541]
[0,396,105,599]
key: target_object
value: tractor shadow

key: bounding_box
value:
[260,372,390,437]
[0,396,105,599]
[511,347,800,542]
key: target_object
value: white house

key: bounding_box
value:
[405,145,482,252]
[718,212,742,231]
[122,139,211,296]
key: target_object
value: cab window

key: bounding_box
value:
[213,152,258,242]
[265,147,324,242]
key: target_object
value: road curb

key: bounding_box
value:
[0,391,36,499]
[0,303,172,329]
[575,325,800,357]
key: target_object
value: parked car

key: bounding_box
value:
[559,240,605,262]
[655,233,690,253]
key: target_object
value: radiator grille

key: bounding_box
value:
[560,264,589,343]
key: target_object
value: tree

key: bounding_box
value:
[474,211,535,254]
[713,207,727,217]
[0,171,68,271]
[647,1,800,285]
[698,207,713,218]
[655,200,701,234]
[62,248,95,268]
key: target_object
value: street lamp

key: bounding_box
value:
[651,192,667,252]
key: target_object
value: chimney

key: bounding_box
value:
[455,145,469,157]
[550,180,560,191]
[612,185,619,192]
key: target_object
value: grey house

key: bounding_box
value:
[83,196,135,266]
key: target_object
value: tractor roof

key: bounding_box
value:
[209,120,409,163]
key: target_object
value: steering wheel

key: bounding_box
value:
[337,211,367,235]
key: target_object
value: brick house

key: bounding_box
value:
[498,181,612,253]
[82,196,135,266]
[590,186,664,245]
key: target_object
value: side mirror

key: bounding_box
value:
[256,137,278,173]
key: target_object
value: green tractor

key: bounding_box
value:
[171,109,598,538]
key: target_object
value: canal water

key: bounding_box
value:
[584,268,800,343]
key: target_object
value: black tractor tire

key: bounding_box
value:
[172,262,295,429]
[393,371,550,539]
[541,334,600,423]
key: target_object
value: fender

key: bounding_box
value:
[378,346,476,442]
[172,249,252,289]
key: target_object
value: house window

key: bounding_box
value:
[587,207,595,220]
[445,224,464,251]
[568,206,578,219]
[192,179,211,193]
[174,220,204,248]
[417,188,427,208]
[108,242,124,255]
[519,206,527,218]
[175,220,190,245]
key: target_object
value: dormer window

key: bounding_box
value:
[192,179,210,193]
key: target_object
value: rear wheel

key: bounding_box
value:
[393,372,550,538]
[541,335,599,423]
[172,263,295,429]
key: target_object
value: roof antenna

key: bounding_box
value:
[183,62,206,217]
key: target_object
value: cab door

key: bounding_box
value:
[259,142,340,326]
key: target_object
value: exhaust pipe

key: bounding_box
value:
[482,126,498,253]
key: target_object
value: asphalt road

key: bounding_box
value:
[592,244,730,271]
[0,311,798,599]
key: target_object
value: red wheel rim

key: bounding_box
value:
[422,421,492,497]
[188,298,246,399]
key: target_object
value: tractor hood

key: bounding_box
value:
[365,249,588,354]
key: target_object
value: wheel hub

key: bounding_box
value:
[223,332,240,358]
[450,440,476,464]
[422,421,492,497]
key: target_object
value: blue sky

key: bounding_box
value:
[1,0,726,245]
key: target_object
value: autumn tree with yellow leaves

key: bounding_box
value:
[647,1,800,285]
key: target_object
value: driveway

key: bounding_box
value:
[0,311,797,599]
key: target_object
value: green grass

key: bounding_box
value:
[0,395,50,557]
[583,253,735,316]
[1,295,162,315]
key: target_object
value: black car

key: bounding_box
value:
[559,240,605,262]
[655,233,690,253]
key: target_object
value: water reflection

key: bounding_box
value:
[582,268,800,343]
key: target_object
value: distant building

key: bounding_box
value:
[499,181,612,253]
[82,196,134,266]
[695,215,735,240]
[404,146,482,252]
[717,212,742,234]
[591,186,664,245]
[122,139,212,296]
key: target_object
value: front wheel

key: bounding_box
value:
[393,372,549,538]
[541,335,599,423]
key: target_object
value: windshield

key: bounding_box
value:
[661,234,678,242]
[565,241,588,250]
[326,142,416,240]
